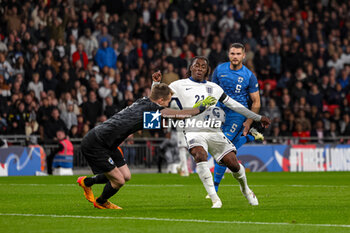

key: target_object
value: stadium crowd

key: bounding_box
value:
[0,0,350,145]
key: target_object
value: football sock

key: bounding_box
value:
[213,160,226,192]
[196,161,220,202]
[212,134,255,192]
[234,135,255,150]
[179,147,188,175]
[232,163,249,194]
[84,174,109,187]
[96,181,119,204]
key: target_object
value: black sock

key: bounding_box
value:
[84,174,109,187]
[96,181,119,204]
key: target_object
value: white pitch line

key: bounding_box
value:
[0,213,349,228]
[0,184,348,188]
[0,184,185,187]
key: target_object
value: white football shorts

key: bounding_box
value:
[184,131,237,163]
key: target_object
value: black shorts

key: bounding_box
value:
[80,129,126,174]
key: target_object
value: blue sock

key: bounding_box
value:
[213,160,227,192]
[234,135,255,150]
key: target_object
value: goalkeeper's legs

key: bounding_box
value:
[190,146,222,208]
[83,174,109,186]
[95,165,131,209]
[221,151,258,206]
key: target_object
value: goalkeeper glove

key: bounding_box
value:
[193,96,217,113]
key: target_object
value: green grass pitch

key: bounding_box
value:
[0,172,349,233]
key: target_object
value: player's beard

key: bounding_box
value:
[231,60,242,70]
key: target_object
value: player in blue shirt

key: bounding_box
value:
[211,43,263,193]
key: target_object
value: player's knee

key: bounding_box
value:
[194,151,207,163]
[110,177,125,188]
[190,147,207,163]
[117,178,125,187]
[230,162,240,173]
[124,173,131,182]
[222,152,240,172]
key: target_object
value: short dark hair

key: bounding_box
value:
[229,43,245,52]
[186,56,210,79]
[150,83,173,100]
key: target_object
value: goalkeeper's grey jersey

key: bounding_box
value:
[94,97,163,149]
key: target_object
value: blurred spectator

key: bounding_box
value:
[31,6,47,30]
[329,83,346,105]
[0,0,348,145]
[292,122,310,144]
[47,8,69,42]
[58,92,79,116]
[42,108,67,140]
[7,101,29,134]
[96,25,113,46]
[253,46,270,79]
[108,14,127,40]
[82,91,102,127]
[104,96,118,118]
[93,5,110,25]
[325,122,340,143]
[78,28,98,60]
[340,113,350,135]
[72,43,89,70]
[27,72,43,101]
[311,120,325,144]
[43,69,58,92]
[295,110,312,132]
[218,10,235,33]
[0,37,8,53]
[263,99,281,123]
[79,10,94,33]
[322,111,331,132]
[162,63,179,85]
[338,66,350,89]
[56,72,75,98]
[95,38,117,69]
[37,97,53,125]
[164,10,188,44]
[60,101,77,131]
[0,75,11,98]
[307,84,323,111]
[309,106,322,123]
[327,53,343,74]
[69,125,79,138]
[25,101,39,140]
[268,45,281,76]
[208,42,227,70]
[0,52,14,82]
[4,6,21,32]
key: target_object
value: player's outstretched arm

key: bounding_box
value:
[220,94,270,128]
[162,96,217,119]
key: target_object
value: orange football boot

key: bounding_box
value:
[93,200,123,209]
[77,176,95,203]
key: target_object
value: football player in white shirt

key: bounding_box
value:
[152,56,270,208]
